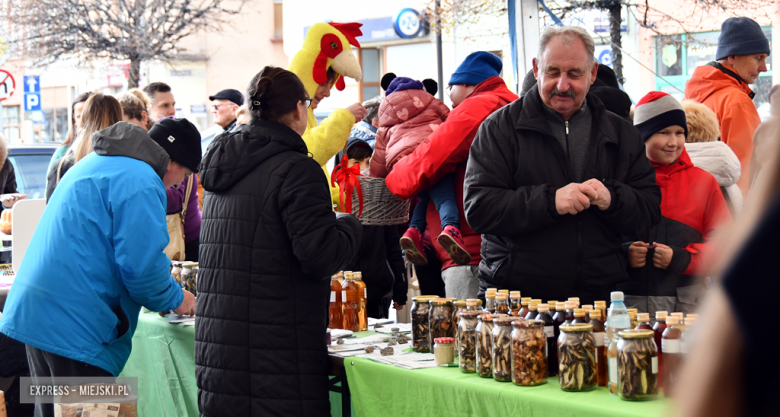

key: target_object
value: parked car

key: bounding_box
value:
[7,145,58,200]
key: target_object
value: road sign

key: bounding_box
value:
[24,75,41,111]
[0,69,15,101]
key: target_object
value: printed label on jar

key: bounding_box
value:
[342,291,347,302]
[662,338,681,354]
[603,332,609,346]
[595,331,605,347]
[365,289,367,299]
[609,357,618,383]
[330,291,336,303]
[652,356,658,374]
[544,326,554,338]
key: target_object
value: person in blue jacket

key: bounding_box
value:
[0,119,200,413]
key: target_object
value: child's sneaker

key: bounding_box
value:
[437,225,472,265]
[400,227,428,265]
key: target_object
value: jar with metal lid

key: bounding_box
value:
[181,262,198,296]
[511,319,547,386]
[429,298,456,347]
[434,337,455,365]
[492,317,517,382]
[458,310,481,373]
[170,262,182,284]
[476,313,501,378]
[558,323,597,392]
[617,329,659,401]
[411,296,436,352]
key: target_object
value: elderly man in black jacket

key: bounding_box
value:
[464,26,661,305]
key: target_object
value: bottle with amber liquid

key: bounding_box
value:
[662,315,683,397]
[535,304,556,376]
[485,291,497,313]
[589,310,608,386]
[494,293,510,315]
[329,274,344,329]
[571,308,589,324]
[354,271,368,331]
[636,313,653,330]
[518,298,531,318]
[628,309,639,329]
[341,272,361,331]
[595,300,607,322]
[672,312,686,332]
[653,311,668,388]
[524,302,539,320]
[509,291,522,316]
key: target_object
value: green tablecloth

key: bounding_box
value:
[344,357,670,417]
[120,312,354,417]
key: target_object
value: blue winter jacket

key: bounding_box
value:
[0,122,183,376]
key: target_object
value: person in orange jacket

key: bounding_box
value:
[684,17,770,196]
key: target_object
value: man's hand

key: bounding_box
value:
[345,103,367,123]
[628,241,649,268]
[393,302,405,310]
[555,183,591,215]
[583,179,612,210]
[173,289,196,316]
[1,194,28,209]
[653,243,673,270]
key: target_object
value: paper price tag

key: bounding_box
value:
[342,291,347,302]
[544,326,554,338]
[595,331,605,347]
[652,356,658,374]
[609,357,617,383]
[662,338,680,354]
[330,291,336,303]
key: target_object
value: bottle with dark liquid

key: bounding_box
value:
[636,313,653,330]
[524,302,539,320]
[485,291,497,313]
[329,274,344,329]
[341,273,361,331]
[568,297,580,308]
[535,304,556,376]
[518,298,531,318]
[565,301,576,324]
[595,300,607,322]
[589,310,608,386]
[662,315,682,397]
[571,308,589,324]
[494,293,510,315]
[509,291,522,316]
[653,311,668,389]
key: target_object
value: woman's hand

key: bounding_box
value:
[628,241,649,268]
[1,194,28,209]
[653,243,674,270]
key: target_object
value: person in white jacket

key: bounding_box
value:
[682,100,743,216]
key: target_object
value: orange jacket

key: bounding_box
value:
[684,63,759,195]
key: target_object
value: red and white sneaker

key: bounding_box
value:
[400,227,428,266]
[437,225,472,265]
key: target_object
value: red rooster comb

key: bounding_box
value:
[328,22,363,48]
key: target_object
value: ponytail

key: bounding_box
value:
[246,66,308,123]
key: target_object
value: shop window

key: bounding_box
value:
[656,35,683,77]
[359,48,381,102]
[2,105,21,143]
[273,0,283,40]
[24,108,68,143]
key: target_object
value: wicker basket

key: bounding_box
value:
[348,176,410,226]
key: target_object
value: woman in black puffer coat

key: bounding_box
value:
[195,66,363,417]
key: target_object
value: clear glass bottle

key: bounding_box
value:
[509,291,522,316]
[636,313,653,331]
[485,291,497,314]
[653,311,668,389]
[429,298,456,347]
[617,329,659,401]
[607,291,630,395]
[518,297,531,318]
[558,323,597,392]
[590,310,608,387]
[572,308,589,324]
[535,304,556,377]
[524,302,539,320]
[329,275,344,329]
[458,311,480,373]
[354,271,368,331]
[410,296,435,352]
[495,293,510,315]
[476,313,497,378]
[341,272,361,331]
[492,317,516,382]
[453,299,468,331]
[511,319,547,386]
[662,316,683,397]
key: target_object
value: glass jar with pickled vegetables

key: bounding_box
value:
[476,313,498,378]
[453,299,468,330]
[429,298,456,347]
[458,311,480,373]
[181,262,198,296]
[492,317,517,382]
[170,262,182,284]
[511,319,547,386]
[558,323,597,392]
[411,296,436,352]
[617,329,659,401]
[494,294,510,315]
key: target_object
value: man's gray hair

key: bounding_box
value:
[537,26,596,66]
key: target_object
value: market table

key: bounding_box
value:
[344,357,669,417]
[120,311,355,417]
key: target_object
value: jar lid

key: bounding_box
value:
[568,297,580,305]
[573,308,585,317]
[459,310,481,319]
[538,304,549,312]
[588,310,601,319]
[629,311,637,319]
[513,319,543,328]
[486,293,496,299]
[354,272,363,279]
[182,262,198,268]
[430,298,454,306]
[498,289,510,295]
[560,323,594,332]
[434,337,455,344]
[412,295,437,302]
[666,316,680,325]
[565,301,576,309]
[627,308,638,314]
[637,313,650,322]
[547,300,558,308]
[454,300,467,307]
[618,329,654,339]
[687,313,699,318]
[521,297,531,302]
[494,317,521,325]
[496,294,508,301]
[672,312,684,319]
[510,291,521,299]
[583,304,593,312]
[656,311,668,320]
[528,302,538,309]
[685,317,697,326]
[556,302,566,310]
[594,301,607,308]
[486,287,498,293]
[466,299,478,306]
[531,299,542,304]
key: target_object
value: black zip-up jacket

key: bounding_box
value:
[195,119,362,417]
[464,85,661,305]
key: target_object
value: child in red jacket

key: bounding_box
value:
[624,92,731,314]
[371,73,471,266]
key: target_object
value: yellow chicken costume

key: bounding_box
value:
[288,22,363,205]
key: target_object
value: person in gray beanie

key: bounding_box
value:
[684,16,770,196]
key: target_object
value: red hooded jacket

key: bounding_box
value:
[385,77,518,270]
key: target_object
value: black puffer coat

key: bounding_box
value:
[195,119,363,417]
[464,86,661,305]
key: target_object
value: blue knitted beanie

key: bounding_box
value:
[386,77,424,96]
[716,17,770,60]
[449,52,502,86]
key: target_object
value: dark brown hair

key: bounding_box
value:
[142,82,171,104]
[347,143,372,161]
[247,66,308,123]
[63,92,94,146]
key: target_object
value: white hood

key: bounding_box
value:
[685,141,741,187]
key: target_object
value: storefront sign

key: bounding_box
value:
[304,9,428,44]
[394,8,423,39]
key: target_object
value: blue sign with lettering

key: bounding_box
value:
[394,8,423,39]
[23,75,41,112]
[304,9,428,44]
